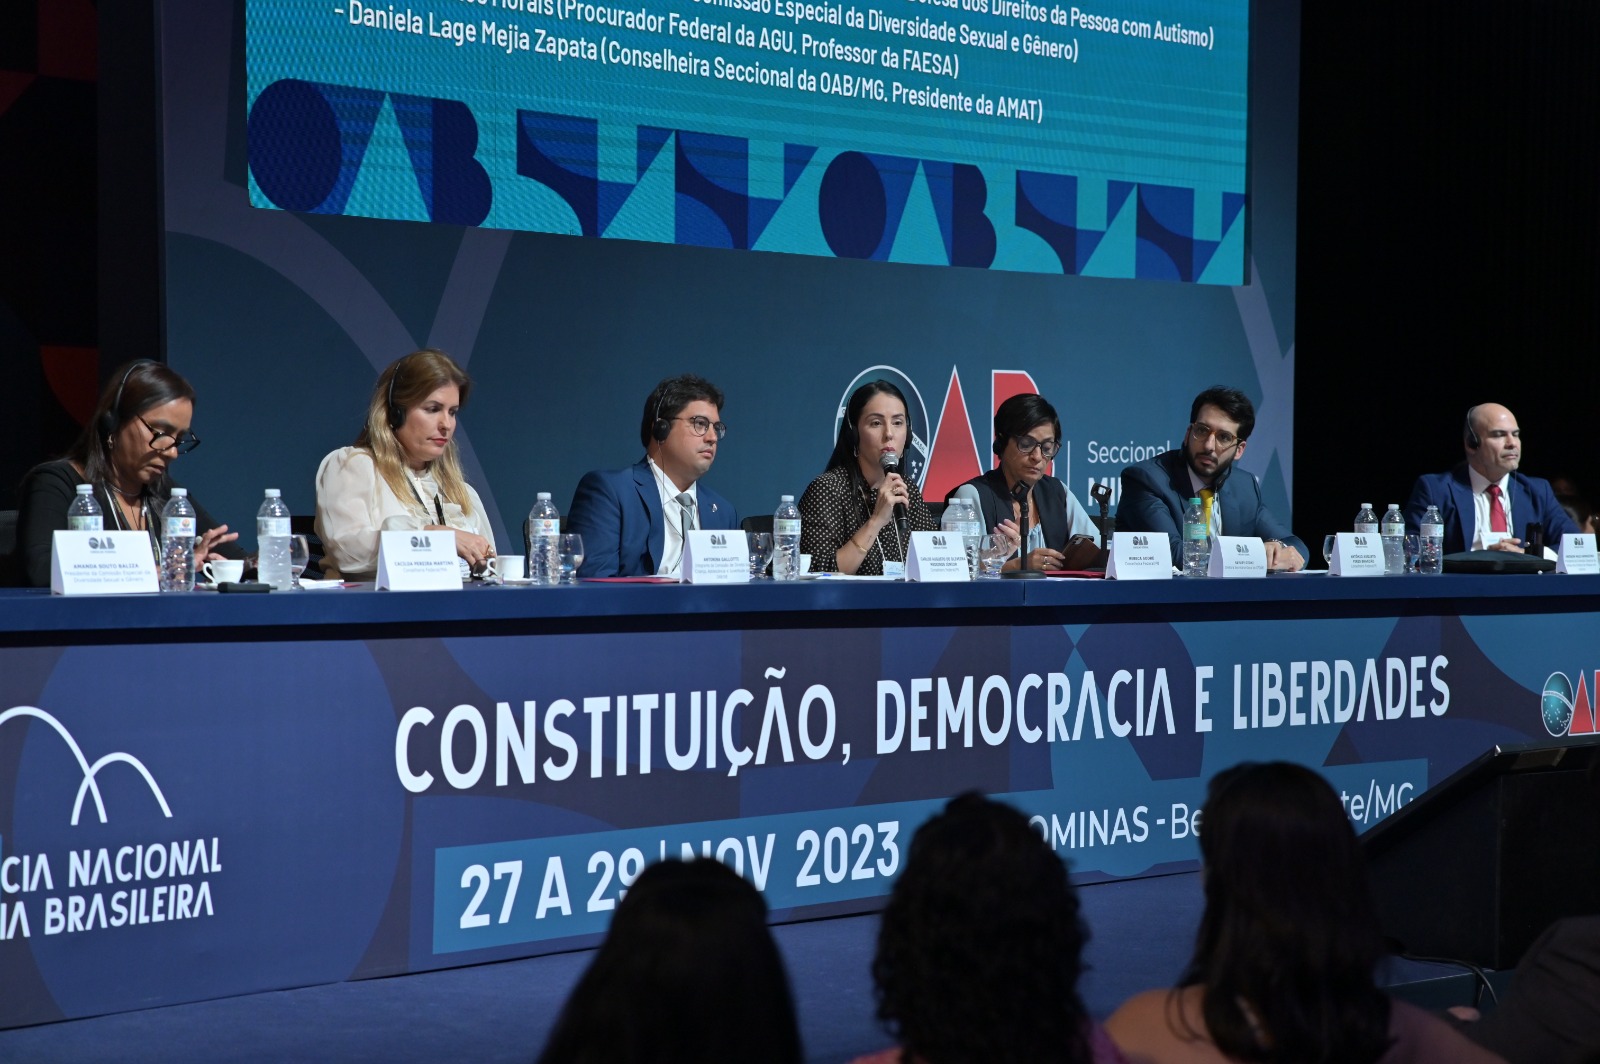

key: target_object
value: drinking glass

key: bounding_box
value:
[556,534,584,585]
[1322,534,1337,571]
[288,534,310,588]
[746,532,773,579]
[1403,534,1420,574]
[978,534,1011,578]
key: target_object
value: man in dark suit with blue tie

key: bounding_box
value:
[1403,403,1577,555]
[568,375,741,577]
[1117,385,1307,571]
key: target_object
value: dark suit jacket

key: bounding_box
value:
[1117,449,1306,564]
[1404,463,1578,555]
[566,459,740,577]
[1458,916,1600,1064]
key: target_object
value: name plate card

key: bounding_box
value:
[1208,536,1268,579]
[376,531,462,590]
[51,530,159,595]
[681,530,749,584]
[1329,532,1386,576]
[906,532,970,582]
[1558,534,1600,575]
[1105,532,1172,580]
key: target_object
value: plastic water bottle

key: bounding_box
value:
[1183,497,1209,577]
[941,498,983,578]
[525,493,560,586]
[1419,505,1444,575]
[1380,504,1405,575]
[256,488,292,589]
[160,488,197,592]
[1354,502,1378,535]
[67,484,103,531]
[773,495,802,580]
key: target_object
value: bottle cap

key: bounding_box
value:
[537,492,551,500]
[1388,503,1399,509]
[265,488,281,497]
[780,495,794,502]
[76,483,92,493]
[172,487,188,497]
[1360,502,1372,508]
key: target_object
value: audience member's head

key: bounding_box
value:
[1185,761,1390,1062]
[536,857,801,1064]
[872,792,1095,1064]
[1559,494,1597,535]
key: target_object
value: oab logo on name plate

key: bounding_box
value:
[0,706,221,942]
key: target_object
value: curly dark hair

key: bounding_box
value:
[1182,762,1392,1063]
[872,792,1094,1064]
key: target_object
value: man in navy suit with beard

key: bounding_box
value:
[1404,403,1577,556]
[567,374,741,578]
[1117,385,1307,571]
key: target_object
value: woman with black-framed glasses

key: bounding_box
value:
[946,392,1103,573]
[10,359,241,587]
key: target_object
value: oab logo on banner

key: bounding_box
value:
[1541,670,1600,737]
[0,706,222,943]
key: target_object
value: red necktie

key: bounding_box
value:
[1487,484,1508,533]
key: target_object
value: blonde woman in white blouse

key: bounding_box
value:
[315,349,496,580]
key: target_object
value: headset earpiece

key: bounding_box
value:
[387,361,405,430]
[651,395,672,442]
[993,433,1007,458]
[98,360,156,440]
[1463,406,1481,449]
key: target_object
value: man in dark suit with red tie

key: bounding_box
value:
[1403,403,1577,555]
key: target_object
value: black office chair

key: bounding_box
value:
[741,514,774,535]
[925,501,946,527]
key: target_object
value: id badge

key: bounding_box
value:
[882,560,906,580]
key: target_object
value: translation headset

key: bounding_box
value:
[651,394,673,443]
[1463,406,1481,449]
[386,357,409,430]
[99,360,158,441]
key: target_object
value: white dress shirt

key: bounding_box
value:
[647,457,697,578]
[1467,467,1514,549]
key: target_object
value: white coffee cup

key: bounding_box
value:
[485,555,525,581]
[798,554,813,575]
[203,558,245,585]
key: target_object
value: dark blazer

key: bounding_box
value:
[1404,463,1577,555]
[567,459,740,577]
[1457,916,1600,1064]
[948,470,1098,549]
[1117,449,1306,563]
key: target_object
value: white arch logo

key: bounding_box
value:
[0,706,173,825]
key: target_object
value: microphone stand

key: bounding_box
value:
[1002,482,1045,579]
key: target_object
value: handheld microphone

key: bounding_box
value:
[880,450,908,528]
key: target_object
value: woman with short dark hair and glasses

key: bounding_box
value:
[11,359,240,587]
[946,393,1102,572]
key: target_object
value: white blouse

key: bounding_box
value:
[314,446,495,579]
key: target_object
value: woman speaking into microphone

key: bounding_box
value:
[800,380,937,576]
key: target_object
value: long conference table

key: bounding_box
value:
[2,572,1596,1027]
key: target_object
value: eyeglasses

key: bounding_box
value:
[1189,423,1240,449]
[1012,435,1061,459]
[138,415,201,454]
[674,416,727,440]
